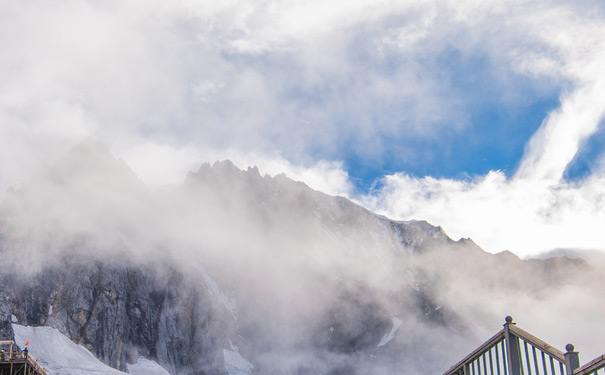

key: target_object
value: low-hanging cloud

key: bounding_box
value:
[4,145,604,373]
[360,170,605,257]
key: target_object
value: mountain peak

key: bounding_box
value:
[0,140,149,247]
[46,140,138,185]
[70,138,112,157]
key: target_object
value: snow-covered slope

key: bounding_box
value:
[223,349,253,375]
[13,325,169,375]
[127,357,171,375]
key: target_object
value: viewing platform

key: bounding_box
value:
[444,317,605,375]
[0,341,47,375]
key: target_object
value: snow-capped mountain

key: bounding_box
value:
[0,142,600,375]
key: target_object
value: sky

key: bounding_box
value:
[0,0,604,257]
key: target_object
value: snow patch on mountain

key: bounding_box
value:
[127,357,171,375]
[13,324,169,375]
[195,263,237,316]
[13,324,125,375]
[223,349,254,375]
[377,317,403,348]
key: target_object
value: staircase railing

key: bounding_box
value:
[444,317,605,375]
[574,355,605,375]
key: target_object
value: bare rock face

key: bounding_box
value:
[0,256,231,375]
[0,295,13,342]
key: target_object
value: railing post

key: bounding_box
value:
[504,316,523,375]
[564,344,580,375]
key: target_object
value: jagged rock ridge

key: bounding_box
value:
[0,143,594,375]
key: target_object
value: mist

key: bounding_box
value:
[2,0,605,261]
[0,141,603,374]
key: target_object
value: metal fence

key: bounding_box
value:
[444,317,605,375]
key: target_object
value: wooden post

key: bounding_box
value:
[504,316,523,375]
[564,344,580,375]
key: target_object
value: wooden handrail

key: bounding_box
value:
[573,354,605,375]
[442,317,598,375]
[508,324,565,362]
[443,329,505,375]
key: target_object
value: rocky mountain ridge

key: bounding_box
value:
[0,142,595,375]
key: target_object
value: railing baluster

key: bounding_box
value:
[524,341,532,375]
[490,347,495,375]
[483,353,488,375]
[541,351,548,375]
[550,356,556,375]
[479,356,483,375]
[558,362,564,375]
[531,345,539,375]
[502,340,509,375]
[495,342,502,375]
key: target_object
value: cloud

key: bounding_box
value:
[0,0,512,183]
[359,170,605,256]
[117,140,354,196]
[2,4,605,374]
[3,140,604,373]
[1,0,604,257]
[357,1,605,257]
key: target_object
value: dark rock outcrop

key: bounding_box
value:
[0,256,230,375]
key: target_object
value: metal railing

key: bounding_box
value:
[444,317,605,375]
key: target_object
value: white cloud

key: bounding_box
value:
[359,171,605,256]
[358,1,605,257]
[1,0,604,256]
[118,140,354,197]
[0,0,499,189]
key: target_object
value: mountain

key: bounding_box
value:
[0,142,601,375]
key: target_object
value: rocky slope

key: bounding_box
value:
[1,256,230,375]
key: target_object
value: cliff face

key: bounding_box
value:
[0,257,231,375]
[0,153,457,375]
[0,144,595,375]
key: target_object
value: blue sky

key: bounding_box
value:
[0,0,604,256]
[343,51,563,191]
